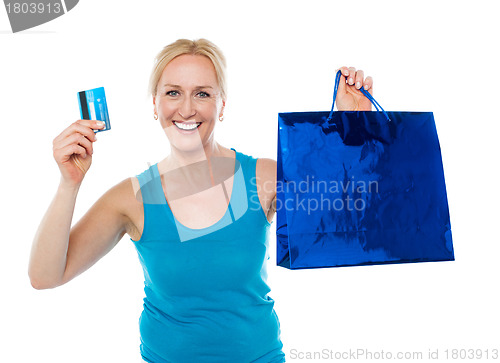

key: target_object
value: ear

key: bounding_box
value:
[220,99,226,115]
[153,96,159,118]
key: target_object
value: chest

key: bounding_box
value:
[127,156,273,242]
[162,173,235,230]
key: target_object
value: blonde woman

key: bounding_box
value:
[28,38,373,362]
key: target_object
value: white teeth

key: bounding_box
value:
[174,122,200,130]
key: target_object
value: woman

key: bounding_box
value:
[28,38,374,362]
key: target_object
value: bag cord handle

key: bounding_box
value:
[327,70,391,122]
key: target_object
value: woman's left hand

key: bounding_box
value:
[335,66,373,111]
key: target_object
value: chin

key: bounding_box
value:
[172,140,208,153]
[164,129,202,151]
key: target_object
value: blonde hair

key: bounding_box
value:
[148,38,227,100]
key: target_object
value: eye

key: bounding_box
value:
[197,91,210,98]
[166,90,179,97]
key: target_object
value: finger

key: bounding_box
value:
[80,119,105,132]
[337,67,350,95]
[70,132,94,156]
[54,120,103,144]
[55,143,88,162]
[75,119,103,139]
[73,121,99,142]
[53,124,97,153]
[347,67,356,86]
[339,66,350,78]
[54,126,96,155]
[363,76,374,94]
[69,144,88,159]
[56,132,94,157]
[354,70,364,90]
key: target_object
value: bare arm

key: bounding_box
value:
[256,158,277,223]
[28,119,135,289]
[28,180,80,289]
[29,176,135,289]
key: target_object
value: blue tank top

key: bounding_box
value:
[130,148,286,363]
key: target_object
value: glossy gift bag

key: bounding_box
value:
[277,70,454,269]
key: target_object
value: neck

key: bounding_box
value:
[167,140,226,168]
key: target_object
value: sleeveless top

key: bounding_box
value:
[130,148,286,363]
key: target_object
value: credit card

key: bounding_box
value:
[77,87,111,133]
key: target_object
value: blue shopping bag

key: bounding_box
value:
[277,70,454,269]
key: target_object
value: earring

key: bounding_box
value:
[154,113,158,120]
[219,115,224,122]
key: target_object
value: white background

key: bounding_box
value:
[1,1,499,362]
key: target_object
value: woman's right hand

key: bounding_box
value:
[53,120,104,187]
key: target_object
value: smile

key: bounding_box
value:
[173,121,201,130]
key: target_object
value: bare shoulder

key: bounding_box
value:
[60,176,144,286]
[116,176,144,240]
[98,176,138,210]
[99,176,144,240]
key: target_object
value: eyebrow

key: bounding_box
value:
[162,84,214,89]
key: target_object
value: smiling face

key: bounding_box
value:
[153,54,225,154]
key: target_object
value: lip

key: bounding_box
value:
[172,120,201,134]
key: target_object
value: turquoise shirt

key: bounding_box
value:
[131,148,286,363]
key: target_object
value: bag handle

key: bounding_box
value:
[327,69,391,122]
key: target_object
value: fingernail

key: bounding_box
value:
[364,84,369,90]
[343,69,349,76]
[356,82,361,89]
[98,121,105,127]
[348,78,354,85]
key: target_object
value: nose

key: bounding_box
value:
[178,95,196,120]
